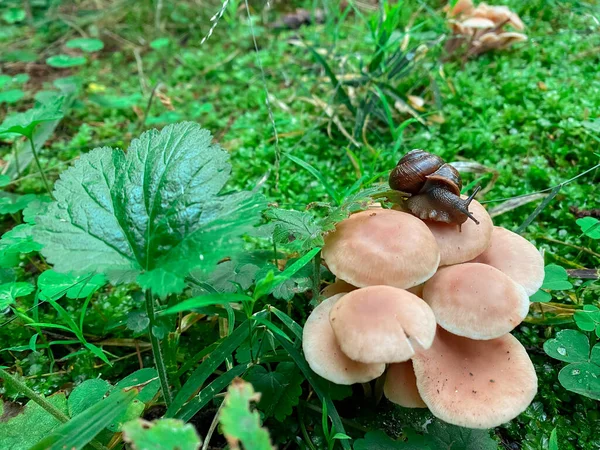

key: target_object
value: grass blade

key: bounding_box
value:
[162,293,253,316]
[306,44,356,115]
[29,388,137,450]
[516,185,561,234]
[273,334,351,450]
[269,306,303,340]
[285,154,341,205]
[175,364,250,421]
[167,321,251,417]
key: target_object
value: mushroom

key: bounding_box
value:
[302,294,385,385]
[412,328,537,429]
[422,263,530,340]
[424,198,493,266]
[322,209,440,289]
[470,226,544,296]
[320,279,357,298]
[384,361,426,408]
[460,17,495,30]
[329,286,437,364]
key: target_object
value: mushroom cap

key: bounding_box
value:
[449,0,474,17]
[470,226,544,296]
[412,328,537,429]
[322,209,440,289]
[321,279,357,298]
[329,286,437,364]
[302,294,385,385]
[422,263,530,340]
[384,361,427,408]
[461,17,495,29]
[424,198,493,266]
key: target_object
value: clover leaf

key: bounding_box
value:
[33,122,266,297]
[530,264,573,303]
[577,217,600,239]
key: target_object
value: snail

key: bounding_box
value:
[389,149,481,228]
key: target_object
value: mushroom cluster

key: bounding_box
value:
[445,0,527,58]
[302,173,543,429]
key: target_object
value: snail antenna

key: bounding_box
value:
[460,185,482,225]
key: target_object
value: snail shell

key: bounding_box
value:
[389,150,480,227]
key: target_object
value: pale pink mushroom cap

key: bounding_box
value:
[412,328,537,429]
[423,263,530,340]
[384,361,426,408]
[302,294,385,385]
[461,17,495,29]
[424,198,493,266]
[322,209,440,289]
[329,286,437,364]
[471,226,544,296]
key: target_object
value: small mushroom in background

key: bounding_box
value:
[470,226,545,296]
[322,209,440,289]
[329,286,437,364]
[424,197,494,266]
[384,361,427,408]
[320,278,357,298]
[422,263,530,340]
[302,294,385,385]
[445,0,527,58]
[412,327,537,429]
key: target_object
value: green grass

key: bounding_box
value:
[1,0,599,448]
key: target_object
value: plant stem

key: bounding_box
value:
[27,136,53,199]
[144,290,173,407]
[312,250,322,303]
[0,369,109,450]
[0,368,69,422]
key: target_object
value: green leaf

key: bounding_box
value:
[574,305,600,332]
[549,428,558,450]
[354,430,433,450]
[114,368,160,403]
[2,50,37,62]
[123,418,202,450]
[266,208,324,252]
[544,329,590,363]
[68,378,111,417]
[127,311,150,333]
[46,54,87,68]
[163,293,253,316]
[0,96,64,138]
[88,93,142,109]
[0,394,67,449]
[38,270,106,300]
[541,264,573,290]
[0,89,24,104]
[529,290,552,303]
[245,362,303,421]
[193,260,259,293]
[0,224,42,267]
[0,193,38,215]
[577,217,600,239]
[2,8,26,24]
[0,281,34,310]
[427,421,498,450]
[66,38,105,53]
[150,37,171,49]
[30,388,138,450]
[34,122,266,297]
[558,362,600,401]
[219,378,274,450]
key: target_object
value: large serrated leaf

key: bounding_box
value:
[34,122,266,297]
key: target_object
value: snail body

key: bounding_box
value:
[389,149,480,227]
